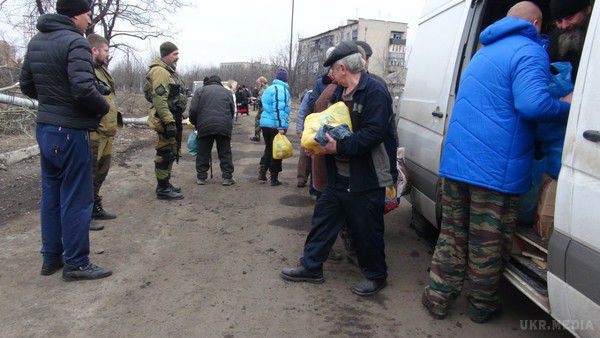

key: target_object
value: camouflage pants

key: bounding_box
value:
[426,178,518,316]
[90,132,114,204]
[254,108,262,139]
[155,132,177,188]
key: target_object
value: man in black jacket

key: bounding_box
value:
[281,41,395,297]
[189,75,236,186]
[20,0,112,281]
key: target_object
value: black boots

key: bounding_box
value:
[270,172,281,186]
[92,200,116,220]
[40,260,63,276]
[89,220,104,231]
[280,265,325,284]
[156,183,183,200]
[62,262,112,282]
[258,166,267,183]
[351,278,387,297]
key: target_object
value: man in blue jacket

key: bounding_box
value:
[20,0,112,281]
[422,1,572,323]
[281,41,396,297]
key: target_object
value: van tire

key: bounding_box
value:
[411,205,439,245]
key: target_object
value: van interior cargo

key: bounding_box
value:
[447,0,596,308]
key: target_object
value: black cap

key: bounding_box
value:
[56,0,90,17]
[355,41,373,59]
[160,41,178,57]
[323,41,360,67]
[551,0,590,20]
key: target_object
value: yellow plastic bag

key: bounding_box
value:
[273,133,293,159]
[301,102,352,154]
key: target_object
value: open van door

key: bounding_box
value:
[398,0,483,225]
[548,4,600,336]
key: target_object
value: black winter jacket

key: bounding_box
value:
[327,72,397,192]
[20,14,109,130]
[189,80,235,137]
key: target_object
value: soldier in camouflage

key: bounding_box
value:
[145,42,188,200]
[249,76,268,143]
[87,34,120,228]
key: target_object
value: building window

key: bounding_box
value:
[390,31,406,46]
[352,29,358,41]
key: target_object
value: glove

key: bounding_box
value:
[165,122,177,138]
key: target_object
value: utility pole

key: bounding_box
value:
[288,0,295,74]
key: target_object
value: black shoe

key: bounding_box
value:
[92,203,117,220]
[169,183,182,193]
[196,178,207,185]
[422,290,448,319]
[297,181,307,188]
[156,187,184,200]
[469,304,503,323]
[222,178,236,186]
[250,136,260,143]
[62,262,112,282]
[351,278,387,297]
[258,167,267,182]
[270,173,282,186]
[280,265,324,284]
[90,220,104,231]
[40,260,63,276]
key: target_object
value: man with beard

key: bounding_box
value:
[548,0,592,80]
[87,34,120,228]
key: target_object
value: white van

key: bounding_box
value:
[397,0,600,336]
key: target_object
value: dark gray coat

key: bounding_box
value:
[20,14,109,130]
[189,81,235,137]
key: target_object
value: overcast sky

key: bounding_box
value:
[138,0,426,70]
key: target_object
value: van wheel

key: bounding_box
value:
[410,206,439,244]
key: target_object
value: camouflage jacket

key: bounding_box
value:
[93,64,120,137]
[145,58,187,132]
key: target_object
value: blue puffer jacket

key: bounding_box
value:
[260,79,291,130]
[439,17,570,194]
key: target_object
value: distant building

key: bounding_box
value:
[0,40,17,67]
[297,18,408,80]
[219,62,271,73]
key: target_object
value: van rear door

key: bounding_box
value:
[398,0,480,224]
[548,5,600,336]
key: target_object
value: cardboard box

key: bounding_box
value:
[534,175,557,240]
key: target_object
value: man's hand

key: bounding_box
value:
[318,133,337,155]
[278,129,285,135]
[561,92,573,104]
[305,148,315,157]
[165,122,177,138]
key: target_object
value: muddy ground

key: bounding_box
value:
[0,108,571,337]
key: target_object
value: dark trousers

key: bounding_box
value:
[297,146,311,184]
[301,177,387,280]
[36,123,92,268]
[260,127,282,173]
[196,134,234,180]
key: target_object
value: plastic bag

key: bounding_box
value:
[315,124,352,146]
[301,102,352,154]
[548,62,574,98]
[273,133,293,159]
[187,131,198,156]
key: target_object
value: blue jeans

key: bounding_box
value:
[301,179,387,280]
[36,123,93,267]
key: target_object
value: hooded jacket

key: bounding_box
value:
[260,79,291,130]
[20,14,109,130]
[439,17,571,194]
[189,78,235,137]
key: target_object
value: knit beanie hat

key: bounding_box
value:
[551,0,590,20]
[275,68,289,82]
[56,0,90,17]
[160,41,178,57]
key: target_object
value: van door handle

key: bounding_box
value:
[583,130,600,143]
[432,112,444,118]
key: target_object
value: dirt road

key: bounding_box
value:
[0,110,571,337]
